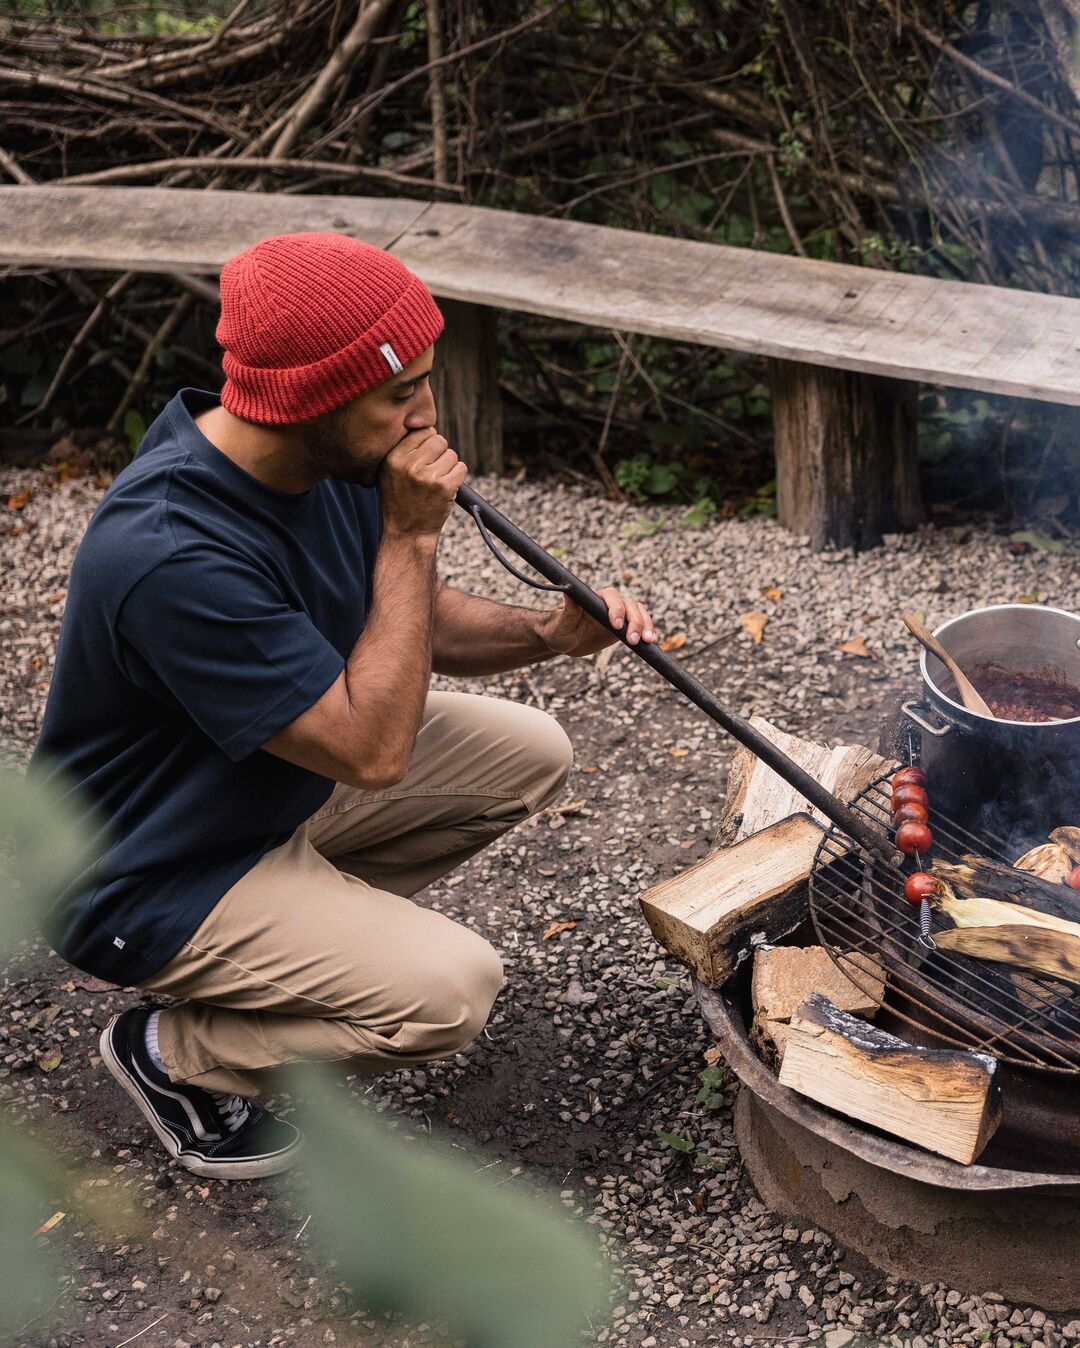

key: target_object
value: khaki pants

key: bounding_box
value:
[139,692,573,1098]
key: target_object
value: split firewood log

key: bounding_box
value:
[750,944,885,1066]
[778,992,1002,1165]
[640,813,823,984]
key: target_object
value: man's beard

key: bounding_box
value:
[299,420,381,487]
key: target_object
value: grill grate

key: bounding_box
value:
[808,774,1080,1076]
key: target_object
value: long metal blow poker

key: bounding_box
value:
[456,482,899,866]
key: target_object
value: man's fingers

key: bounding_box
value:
[637,603,657,643]
[601,589,627,633]
[595,589,657,645]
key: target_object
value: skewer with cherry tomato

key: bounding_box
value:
[889,766,939,909]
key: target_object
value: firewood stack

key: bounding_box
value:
[640,717,1004,1166]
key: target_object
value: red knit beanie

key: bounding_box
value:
[216,232,444,425]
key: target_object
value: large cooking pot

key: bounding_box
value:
[901,604,1080,850]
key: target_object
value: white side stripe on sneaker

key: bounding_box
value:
[132,1057,222,1143]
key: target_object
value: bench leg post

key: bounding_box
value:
[431,299,503,475]
[769,359,922,550]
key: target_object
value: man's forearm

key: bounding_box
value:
[432,584,558,676]
[342,531,438,779]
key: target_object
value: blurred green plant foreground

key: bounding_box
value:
[0,767,610,1345]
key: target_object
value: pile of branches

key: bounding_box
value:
[3,0,1080,507]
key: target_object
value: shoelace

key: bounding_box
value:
[211,1092,251,1134]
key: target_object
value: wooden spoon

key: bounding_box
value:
[902,611,995,717]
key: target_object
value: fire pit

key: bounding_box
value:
[696,970,1080,1310]
[639,604,1080,1310]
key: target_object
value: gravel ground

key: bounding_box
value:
[2,460,1079,1348]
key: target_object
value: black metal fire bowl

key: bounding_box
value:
[696,966,1080,1310]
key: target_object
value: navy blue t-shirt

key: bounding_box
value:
[28,388,381,984]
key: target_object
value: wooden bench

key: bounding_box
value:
[5,184,1080,548]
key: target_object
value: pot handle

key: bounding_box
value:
[900,699,954,738]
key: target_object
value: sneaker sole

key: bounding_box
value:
[99,1015,302,1181]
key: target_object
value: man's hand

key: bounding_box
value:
[539,587,657,658]
[379,427,467,539]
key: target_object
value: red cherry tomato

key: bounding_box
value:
[894,802,929,826]
[896,820,933,857]
[904,872,939,906]
[1068,865,1080,890]
[892,766,927,789]
[892,783,930,811]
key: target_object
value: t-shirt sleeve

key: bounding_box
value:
[116,550,346,762]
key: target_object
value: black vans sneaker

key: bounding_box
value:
[99,1006,303,1180]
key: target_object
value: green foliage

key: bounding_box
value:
[738,479,777,519]
[655,1128,695,1152]
[123,409,147,456]
[621,515,665,542]
[0,767,93,948]
[295,1074,610,1348]
[0,769,610,1346]
[0,1123,69,1333]
[1010,529,1065,554]
[614,453,679,499]
[0,770,107,1337]
[695,1065,727,1112]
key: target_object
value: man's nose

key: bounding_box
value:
[404,386,438,430]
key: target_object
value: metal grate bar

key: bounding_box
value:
[809,770,1080,1076]
[812,858,1080,1066]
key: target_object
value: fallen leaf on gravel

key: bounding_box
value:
[655,1129,694,1153]
[34,1212,65,1236]
[839,636,871,658]
[26,1005,61,1031]
[6,489,33,511]
[762,585,783,603]
[544,799,586,817]
[739,611,768,645]
[704,1046,723,1067]
[71,975,116,992]
[37,1047,63,1072]
[670,747,690,757]
[1016,592,1040,604]
[660,632,687,652]
[542,920,577,941]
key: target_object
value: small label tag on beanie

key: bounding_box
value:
[379,342,404,375]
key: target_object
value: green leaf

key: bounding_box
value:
[1010,530,1065,554]
[655,1129,695,1153]
[0,1124,68,1332]
[123,409,147,455]
[0,768,96,948]
[20,373,49,407]
[293,1075,609,1348]
[683,497,717,530]
[642,464,678,496]
[695,1153,728,1173]
[622,515,664,541]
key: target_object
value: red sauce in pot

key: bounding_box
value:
[940,664,1080,722]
